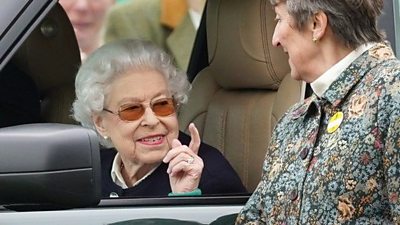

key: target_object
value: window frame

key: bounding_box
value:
[394,0,400,56]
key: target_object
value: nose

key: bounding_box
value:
[272,27,281,47]
[140,107,160,127]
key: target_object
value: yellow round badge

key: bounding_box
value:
[327,112,343,133]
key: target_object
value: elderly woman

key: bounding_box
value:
[72,39,246,198]
[236,0,400,224]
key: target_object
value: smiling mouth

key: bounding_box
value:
[138,135,164,145]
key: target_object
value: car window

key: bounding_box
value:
[1,0,248,201]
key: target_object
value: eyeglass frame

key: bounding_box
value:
[102,97,177,122]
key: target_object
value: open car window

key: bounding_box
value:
[0,0,249,208]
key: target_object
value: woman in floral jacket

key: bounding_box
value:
[236,0,400,224]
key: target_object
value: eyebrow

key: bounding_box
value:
[116,90,170,105]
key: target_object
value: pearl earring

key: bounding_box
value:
[103,136,109,140]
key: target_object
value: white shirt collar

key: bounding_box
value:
[311,43,375,98]
[110,153,159,189]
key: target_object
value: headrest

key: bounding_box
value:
[11,3,80,94]
[206,0,290,90]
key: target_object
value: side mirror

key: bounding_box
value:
[0,123,101,211]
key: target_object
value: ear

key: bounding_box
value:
[311,11,328,41]
[92,114,108,138]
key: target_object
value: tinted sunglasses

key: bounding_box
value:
[103,97,176,121]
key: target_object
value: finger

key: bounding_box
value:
[163,139,184,163]
[171,138,182,148]
[169,161,192,177]
[166,152,194,173]
[188,123,201,154]
[169,156,202,177]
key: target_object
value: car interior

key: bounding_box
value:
[2,0,305,196]
[1,0,399,224]
[178,0,304,191]
[10,3,80,125]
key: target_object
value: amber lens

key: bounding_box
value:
[118,98,175,121]
[151,98,176,116]
[119,104,144,121]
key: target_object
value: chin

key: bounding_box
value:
[290,72,302,81]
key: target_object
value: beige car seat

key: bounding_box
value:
[11,3,80,124]
[178,0,304,191]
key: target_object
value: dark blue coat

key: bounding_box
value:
[101,131,247,198]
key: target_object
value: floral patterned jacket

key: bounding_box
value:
[236,42,400,225]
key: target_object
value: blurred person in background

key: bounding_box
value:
[59,0,115,61]
[104,0,206,70]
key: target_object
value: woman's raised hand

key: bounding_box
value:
[162,123,204,193]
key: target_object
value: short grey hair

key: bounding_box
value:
[72,39,191,147]
[269,0,385,49]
